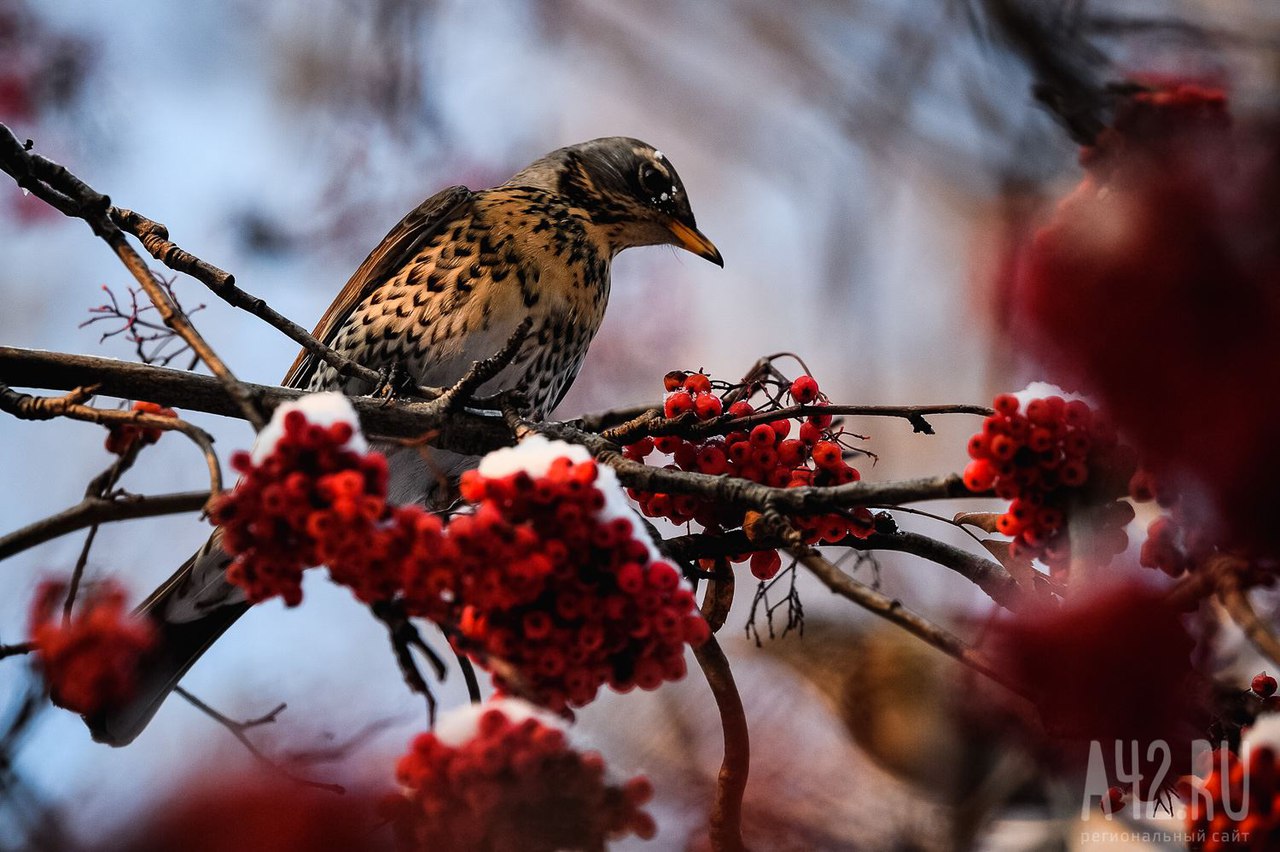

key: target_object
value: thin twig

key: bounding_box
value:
[790,545,1019,692]
[174,687,344,795]
[603,402,994,443]
[693,635,748,852]
[0,642,33,660]
[0,381,222,497]
[111,207,398,393]
[0,125,264,428]
[0,491,210,562]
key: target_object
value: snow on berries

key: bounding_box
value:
[627,370,873,574]
[963,385,1137,572]
[444,435,709,711]
[210,393,390,606]
[27,579,156,715]
[104,400,177,455]
[390,699,655,851]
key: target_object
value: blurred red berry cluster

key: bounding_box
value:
[97,772,389,852]
[984,580,1207,792]
[27,579,155,715]
[449,449,709,710]
[1188,747,1280,851]
[390,702,654,851]
[1011,83,1280,555]
[963,390,1136,572]
[626,371,873,581]
[211,408,390,607]
[103,400,177,456]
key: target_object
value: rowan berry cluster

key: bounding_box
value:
[104,400,177,455]
[211,397,390,607]
[963,390,1136,570]
[390,701,655,852]
[1188,747,1280,851]
[27,579,156,715]
[214,398,708,710]
[626,371,873,581]
[444,439,709,710]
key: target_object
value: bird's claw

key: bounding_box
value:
[376,361,413,406]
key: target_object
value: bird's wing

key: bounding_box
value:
[283,185,475,389]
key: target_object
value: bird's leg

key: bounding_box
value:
[375,359,415,406]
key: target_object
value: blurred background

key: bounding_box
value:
[0,1,1273,849]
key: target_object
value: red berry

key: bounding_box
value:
[750,550,782,581]
[1254,672,1278,697]
[749,424,777,447]
[963,459,996,492]
[812,441,842,470]
[993,394,1019,415]
[684,373,712,395]
[789,375,820,404]
[727,401,754,418]
[664,391,694,418]
[663,371,688,392]
[694,394,723,420]
[798,421,823,445]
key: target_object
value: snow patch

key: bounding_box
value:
[251,392,367,463]
[477,435,681,576]
[1012,381,1090,407]
[432,697,564,748]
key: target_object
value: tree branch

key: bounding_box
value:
[0,123,264,429]
[0,381,222,497]
[790,546,1018,691]
[0,491,210,562]
[693,635,748,852]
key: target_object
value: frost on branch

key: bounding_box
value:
[388,698,655,852]
[27,579,156,715]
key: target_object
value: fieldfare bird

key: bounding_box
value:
[87,137,722,745]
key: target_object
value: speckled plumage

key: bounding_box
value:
[86,137,721,747]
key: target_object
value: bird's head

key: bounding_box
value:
[506,137,723,267]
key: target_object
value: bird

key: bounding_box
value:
[85,137,721,745]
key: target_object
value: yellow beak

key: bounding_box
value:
[668,220,724,267]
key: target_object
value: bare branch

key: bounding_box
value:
[0,381,222,498]
[0,346,513,453]
[667,527,1026,611]
[0,491,210,562]
[0,124,265,429]
[0,642,33,660]
[603,402,994,443]
[790,546,1019,692]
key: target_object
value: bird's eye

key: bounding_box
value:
[638,163,670,199]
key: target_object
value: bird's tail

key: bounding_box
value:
[85,530,249,746]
